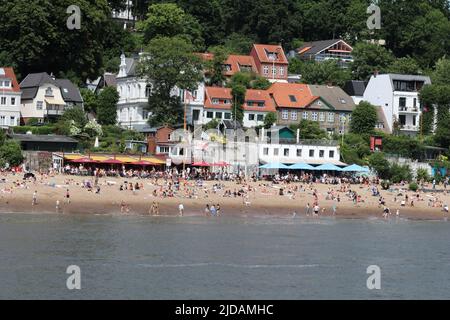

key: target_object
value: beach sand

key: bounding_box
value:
[0,173,449,221]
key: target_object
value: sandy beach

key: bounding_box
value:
[0,172,449,221]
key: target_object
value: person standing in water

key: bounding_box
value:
[65,189,70,204]
[32,191,37,206]
[178,203,184,216]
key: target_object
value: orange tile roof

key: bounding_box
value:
[0,67,20,92]
[224,55,257,76]
[204,86,233,110]
[267,82,320,109]
[204,87,276,112]
[252,44,288,64]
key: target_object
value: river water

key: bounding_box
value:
[0,213,450,299]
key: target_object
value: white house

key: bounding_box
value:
[0,67,21,128]
[363,74,431,135]
[182,82,206,126]
[20,72,83,124]
[116,53,153,132]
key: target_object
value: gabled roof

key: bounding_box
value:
[297,39,353,59]
[204,86,276,112]
[55,79,83,103]
[20,72,58,88]
[0,67,21,93]
[20,72,82,103]
[252,44,288,64]
[343,80,368,97]
[224,55,258,76]
[204,87,232,110]
[308,85,356,112]
[267,83,319,109]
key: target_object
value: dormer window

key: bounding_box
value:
[212,98,219,105]
[45,87,53,96]
[289,95,297,102]
[0,80,11,88]
[223,64,232,71]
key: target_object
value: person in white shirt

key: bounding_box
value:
[178,203,184,216]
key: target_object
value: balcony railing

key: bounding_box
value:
[399,106,419,113]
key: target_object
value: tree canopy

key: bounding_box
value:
[138,36,203,126]
[350,101,378,134]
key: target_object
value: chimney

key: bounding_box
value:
[50,72,55,80]
[374,69,379,78]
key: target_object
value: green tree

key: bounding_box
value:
[351,43,395,80]
[350,102,378,134]
[97,87,119,125]
[0,140,24,167]
[263,112,277,128]
[251,76,272,90]
[138,36,203,126]
[222,33,254,54]
[434,113,450,148]
[138,3,204,49]
[231,84,246,125]
[0,130,6,145]
[0,0,111,81]
[203,118,220,130]
[60,107,88,128]
[207,45,229,86]
[300,60,351,87]
[368,152,391,180]
[388,57,422,75]
[432,57,450,85]
[80,89,99,114]
[292,120,328,140]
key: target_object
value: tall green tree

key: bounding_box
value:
[138,36,203,126]
[231,84,246,125]
[351,43,395,80]
[350,102,378,134]
[299,60,351,87]
[388,57,422,75]
[137,3,204,50]
[207,46,229,87]
[97,87,119,125]
[432,57,450,85]
[0,140,24,167]
[0,0,111,81]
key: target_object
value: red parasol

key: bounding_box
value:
[101,159,123,164]
[212,161,230,167]
[192,161,212,167]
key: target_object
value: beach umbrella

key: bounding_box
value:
[131,160,155,166]
[289,162,315,170]
[341,164,370,172]
[311,163,343,171]
[259,162,289,169]
[192,161,212,167]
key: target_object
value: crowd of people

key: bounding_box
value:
[1,164,449,219]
